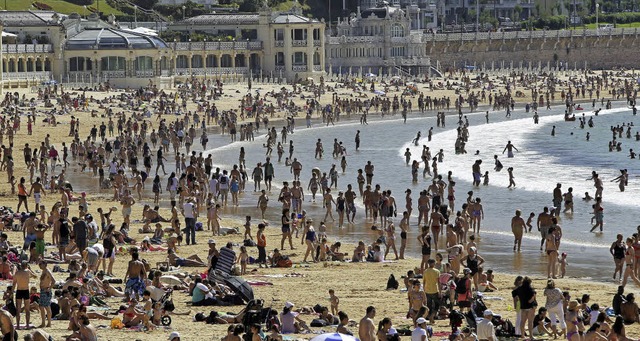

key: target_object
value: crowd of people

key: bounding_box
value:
[0,67,635,340]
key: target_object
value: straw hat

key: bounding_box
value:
[568,300,579,311]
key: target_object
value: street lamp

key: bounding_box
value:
[595,3,599,30]
[133,5,137,27]
[182,6,186,21]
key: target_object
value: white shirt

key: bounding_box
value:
[196,283,213,299]
[109,161,118,174]
[411,327,428,341]
[169,177,178,191]
[477,318,495,341]
[208,178,218,194]
[183,202,195,219]
[92,243,104,255]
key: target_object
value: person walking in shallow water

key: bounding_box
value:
[502,141,518,158]
[507,167,516,188]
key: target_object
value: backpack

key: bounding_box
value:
[455,278,468,294]
[219,176,228,185]
[386,274,399,290]
[495,318,516,337]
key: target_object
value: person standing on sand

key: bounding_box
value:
[13,262,30,330]
[502,140,519,158]
[611,234,626,282]
[124,251,146,301]
[423,259,440,324]
[38,261,54,328]
[622,237,640,288]
[511,210,526,252]
[359,306,376,341]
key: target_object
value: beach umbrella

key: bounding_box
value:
[310,333,359,341]
[159,275,184,286]
[223,275,254,303]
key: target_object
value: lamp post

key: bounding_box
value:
[182,6,186,21]
[133,5,137,28]
[595,3,599,29]
[476,0,480,32]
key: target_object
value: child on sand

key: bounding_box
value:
[243,216,252,241]
[329,289,339,316]
[141,290,155,330]
[237,246,249,275]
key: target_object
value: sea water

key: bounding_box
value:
[204,102,639,281]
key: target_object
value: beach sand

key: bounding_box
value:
[0,70,637,340]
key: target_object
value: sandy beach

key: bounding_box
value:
[0,69,638,340]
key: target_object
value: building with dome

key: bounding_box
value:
[0,7,326,89]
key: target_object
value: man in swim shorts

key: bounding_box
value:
[13,262,31,330]
[125,251,147,301]
[537,207,552,251]
[38,261,54,328]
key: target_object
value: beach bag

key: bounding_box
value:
[386,274,399,290]
[310,318,329,327]
[110,317,125,329]
[276,258,292,268]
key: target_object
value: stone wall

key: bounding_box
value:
[427,34,640,70]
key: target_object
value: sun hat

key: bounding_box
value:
[168,331,180,340]
[285,301,294,309]
[416,317,428,324]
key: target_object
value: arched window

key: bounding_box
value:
[391,24,404,37]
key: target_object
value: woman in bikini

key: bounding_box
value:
[399,211,409,259]
[622,237,640,287]
[417,226,432,272]
[429,207,444,252]
[565,300,583,341]
[384,223,398,260]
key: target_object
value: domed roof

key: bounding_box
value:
[65,28,169,50]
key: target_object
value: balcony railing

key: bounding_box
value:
[102,70,126,78]
[135,70,155,77]
[313,65,322,71]
[292,40,307,47]
[292,65,307,72]
[3,71,51,79]
[173,41,263,51]
[2,44,53,54]
[174,67,250,76]
[313,40,322,47]
[275,41,285,47]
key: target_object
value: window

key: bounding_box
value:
[292,29,307,41]
[274,29,284,41]
[390,47,405,57]
[313,52,320,65]
[275,52,285,66]
[391,24,404,37]
[292,52,306,65]
[134,56,153,71]
[101,56,126,71]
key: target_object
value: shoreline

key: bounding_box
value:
[0,72,638,340]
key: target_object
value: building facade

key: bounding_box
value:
[0,8,326,89]
[326,4,431,76]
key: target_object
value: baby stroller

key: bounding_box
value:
[156,288,175,326]
[242,299,273,341]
